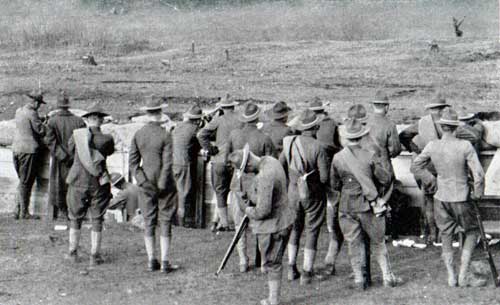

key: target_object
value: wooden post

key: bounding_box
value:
[225,49,229,61]
[195,155,206,228]
[191,41,195,55]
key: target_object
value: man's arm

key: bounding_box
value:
[465,142,485,199]
[410,144,436,188]
[128,135,147,186]
[388,123,402,158]
[158,132,174,192]
[29,109,46,138]
[263,136,276,157]
[245,175,273,220]
[317,145,329,185]
[197,115,219,150]
[45,120,68,162]
[399,123,418,152]
[330,158,342,193]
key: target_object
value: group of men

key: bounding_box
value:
[11,89,487,305]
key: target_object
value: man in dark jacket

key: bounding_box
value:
[225,102,275,272]
[45,93,86,220]
[65,104,115,267]
[261,101,294,157]
[129,99,178,273]
[229,145,295,305]
[172,105,202,227]
[456,113,484,153]
[280,109,329,285]
[12,91,46,219]
[197,94,244,232]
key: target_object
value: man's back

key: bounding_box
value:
[227,125,275,157]
[367,113,401,162]
[172,120,200,165]
[46,110,86,157]
[12,104,45,154]
[261,120,293,155]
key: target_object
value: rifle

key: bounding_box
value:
[472,199,499,287]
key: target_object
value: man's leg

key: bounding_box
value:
[14,153,39,219]
[287,197,303,281]
[230,192,249,272]
[434,200,458,286]
[159,190,179,273]
[89,185,111,267]
[324,192,343,276]
[139,188,159,271]
[211,163,232,230]
[301,198,326,285]
[65,186,86,263]
[423,194,437,244]
[174,165,189,227]
[339,213,366,290]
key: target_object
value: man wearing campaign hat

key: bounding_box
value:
[399,92,450,245]
[11,90,47,219]
[130,97,178,273]
[280,109,329,285]
[411,108,484,287]
[198,94,244,232]
[331,118,401,290]
[225,102,275,272]
[228,144,295,305]
[108,172,140,220]
[45,92,86,220]
[65,103,115,267]
[456,112,484,153]
[261,101,295,156]
[172,105,203,227]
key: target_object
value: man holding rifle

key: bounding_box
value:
[228,144,294,305]
[411,108,485,287]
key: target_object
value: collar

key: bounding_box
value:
[301,130,315,137]
[56,109,73,116]
[147,121,162,126]
[89,126,101,132]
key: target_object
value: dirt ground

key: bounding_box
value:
[1,216,500,305]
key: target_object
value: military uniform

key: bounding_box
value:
[456,114,484,153]
[12,99,46,219]
[45,102,86,219]
[261,121,293,157]
[172,119,201,226]
[411,108,484,287]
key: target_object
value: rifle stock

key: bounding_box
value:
[215,215,250,276]
[472,199,499,287]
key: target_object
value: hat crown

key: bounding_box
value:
[243,102,260,117]
[144,96,165,109]
[187,105,202,116]
[345,118,364,135]
[433,92,447,106]
[219,94,234,107]
[27,90,44,103]
[310,99,323,109]
[272,101,290,114]
[374,90,389,102]
[301,109,318,125]
[347,104,368,120]
[440,108,458,122]
[83,102,107,117]
[57,91,70,107]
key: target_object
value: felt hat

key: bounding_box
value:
[239,102,261,122]
[184,105,203,120]
[309,97,329,111]
[342,118,370,140]
[110,172,125,186]
[26,90,45,104]
[458,112,475,121]
[296,109,321,131]
[140,96,167,112]
[438,108,460,126]
[372,90,390,105]
[57,92,70,108]
[82,102,109,118]
[217,94,238,108]
[425,92,450,109]
[347,104,368,123]
[269,101,292,119]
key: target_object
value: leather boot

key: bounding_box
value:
[375,243,402,287]
[442,251,457,287]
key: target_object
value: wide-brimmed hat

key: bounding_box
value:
[296,109,321,131]
[26,90,45,104]
[458,112,475,121]
[347,104,368,123]
[217,94,238,108]
[309,97,329,112]
[110,172,125,186]
[57,92,70,108]
[140,96,167,112]
[437,108,460,126]
[239,102,261,122]
[426,92,450,109]
[82,103,109,118]
[269,101,292,119]
[372,90,390,105]
[184,105,203,120]
[342,118,370,140]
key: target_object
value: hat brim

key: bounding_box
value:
[437,119,460,126]
[425,103,450,109]
[26,94,46,104]
[372,100,389,105]
[111,175,125,186]
[240,144,250,172]
[239,108,261,122]
[140,104,167,112]
[218,101,239,107]
[342,127,370,140]
[82,111,109,118]
[269,112,289,119]
[309,106,325,111]
[296,116,321,131]
[184,113,203,120]
[458,114,475,121]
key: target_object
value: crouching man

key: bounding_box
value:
[229,145,295,305]
[411,108,484,287]
[331,119,401,289]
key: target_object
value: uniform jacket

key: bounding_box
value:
[316,115,341,155]
[411,133,484,202]
[367,113,402,166]
[197,109,244,163]
[456,121,484,153]
[399,114,442,154]
[129,121,174,191]
[12,104,46,154]
[245,156,295,234]
[66,127,115,190]
[261,120,294,157]
[331,144,391,213]
[225,124,275,191]
[172,120,201,166]
[280,133,329,198]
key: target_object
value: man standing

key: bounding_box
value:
[399,92,450,244]
[456,112,484,153]
[331,119,401,289]
[308,98,342,276]
[198,94,243,232]
[129,99,178,273]
[280,110,329,285]
[12,91,46,219]
[225,102,275,272]
[411,108,484,287]
[45,92,86,220]
[65,104,115,267]
[172,105,202,227]
[228,146,295,305]
[261,101,294,157]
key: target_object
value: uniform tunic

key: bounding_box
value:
[129,121,176,236]
[45,109,86,214]
[261,120,294,157]
[366,113,402,175]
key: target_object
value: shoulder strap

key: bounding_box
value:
[339,147,378,200]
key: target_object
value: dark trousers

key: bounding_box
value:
[67,184,111,232]
[13,152,40,216]
[174,164,196,225]
[257,227,292,280]
[211,162,232,208]
[139,188,177,237]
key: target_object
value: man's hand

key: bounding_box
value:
[235,191,250,211]
[208,145,219,156]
